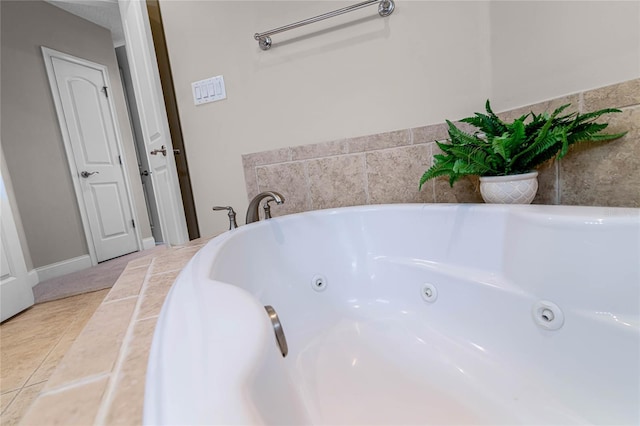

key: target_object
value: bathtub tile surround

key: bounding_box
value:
[583,79,640,111]
[18,239,211,425]
[243,78,640,209]
[307,155,368,209]
[256,162,311,216]
[366,145,434,204]
[560,106,640,206]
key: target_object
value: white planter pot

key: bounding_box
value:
[479,171,538,204]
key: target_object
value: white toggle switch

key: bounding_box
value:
[192,75,227,105]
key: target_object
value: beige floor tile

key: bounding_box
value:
[124,254,154,270]
[1,390,19,414]
[44,297,136,390]
[1,382,45,426]
[25,290,108,387]
[0,291,106,393]
[149,247,199,275]
[19,377,107,426]
[137,271,180,320]
[104,317,158,425]
[104,266,149,303]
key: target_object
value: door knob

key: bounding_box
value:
[80,171,99,178]
[141,170,150,176]
[150,145,167,156]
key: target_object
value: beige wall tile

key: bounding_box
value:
[411,123,449,144]
[243,163,259,202]
[241,80,639,209]
[583,79,640,111]
[242,147,291,168]
[366,144,435,204]
[532,161,558,205]
[434,176,484,203]
[498,94,580,122]
[137,271,180,320]
[256,162,311,217]
[103,318,157,426]
[44,297,136,390]
[347,130,410,153]
[291,139,348,161]
[20,376,107,426]
[307,154,368,209]
[1,382,44,426]
[560,106,640,207]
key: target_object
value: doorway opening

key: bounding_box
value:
[42,48,141,264]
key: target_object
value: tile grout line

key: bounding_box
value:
[2,290,112,423]
[303,161,313,211]
[38,373,109,396]
[102,294,139,305]
[362,153,370,205]
[17,299,86,392]
[1,391,19,417]
[429,143,437,203]
[134,314,160,323]
[256,144,425,172]
[93,258,157,426]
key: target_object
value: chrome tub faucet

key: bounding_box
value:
[246,191,285,224]
[212,191,284,230]
[212,206,238,230]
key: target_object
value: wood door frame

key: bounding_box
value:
[42,47,143,266]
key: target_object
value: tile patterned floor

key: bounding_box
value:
[0,289,109,426]
[0,238,209,425]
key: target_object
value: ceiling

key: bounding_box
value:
[44,0,125,46]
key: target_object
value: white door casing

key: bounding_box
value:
[119,0,189,246]
[1,153,35,322]
[42,48,141,263]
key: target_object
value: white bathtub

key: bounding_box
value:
[144,204,640,425]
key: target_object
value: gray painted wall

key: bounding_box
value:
[1,0,151,269]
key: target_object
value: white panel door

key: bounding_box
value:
[119,0,189,246]
[1,166,34,322]
[50,56,138,262]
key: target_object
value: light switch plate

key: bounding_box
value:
[192,75,226,105]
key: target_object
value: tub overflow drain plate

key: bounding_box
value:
[532,300,564,330]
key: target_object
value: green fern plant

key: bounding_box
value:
[419,100,626,188]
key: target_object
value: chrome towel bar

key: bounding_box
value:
[254,0,395,50]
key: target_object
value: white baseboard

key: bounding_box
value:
[142,237,156,251]
[35,255,93,283]
[27,269,39,288]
